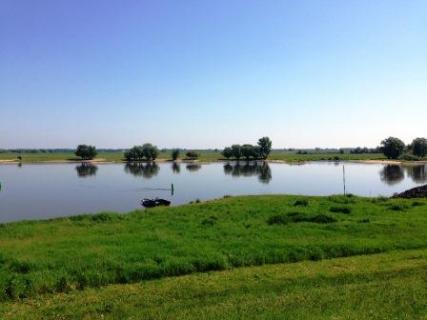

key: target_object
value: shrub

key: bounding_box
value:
[400,153,420,161]
[186,151,199,160]
[222,147,233,159]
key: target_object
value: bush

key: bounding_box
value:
[400,153,420,161]
[186,151,199,160]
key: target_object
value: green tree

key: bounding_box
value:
[222,147,233,159]
[257,137,272,159]
[124,146,144,161]
[231,144,242,160]
[75,145,97,160]
[411,138,427,158]
[380,137,405,159]
[241,144,256,160]
[171,149,180,161]
[142,143,159,161]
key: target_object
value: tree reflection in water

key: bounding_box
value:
[124,162,160,179]
[379,165,404,185]
[171,162,181,174]
[224,161,272,184]
[75,163,98,178]
[186,164,201,172]
[405,165,427,183]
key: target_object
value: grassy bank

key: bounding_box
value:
[0,150,386,163]
[1,248,425,319]
[0,195,426,302]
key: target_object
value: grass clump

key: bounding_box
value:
[268,212,337,225]
[293,199,309,207]
[329,206,352,214]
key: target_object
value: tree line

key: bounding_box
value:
[221,137,272,160]
[380,137,427,160]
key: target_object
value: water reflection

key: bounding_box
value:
[379,165,404,185]
[76,163,98,178]
[124,162,160,179]
[171,162,181,174]
[224,161,272,184]
[405,165,427,183]
[186,164,201,172]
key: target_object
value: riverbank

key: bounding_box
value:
[0,151,397,164]
[0,194,426,309]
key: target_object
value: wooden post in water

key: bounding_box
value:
[171,183,174,196]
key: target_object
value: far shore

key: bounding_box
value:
[1,158,427,165]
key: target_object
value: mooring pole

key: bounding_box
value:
[171,183,174,196]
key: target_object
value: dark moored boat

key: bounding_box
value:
[141,198,171,208]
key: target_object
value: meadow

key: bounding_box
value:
[0,150,385,163]
[0,194,426,308]
[1,248,425,319]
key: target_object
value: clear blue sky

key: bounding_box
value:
[1,0,426,149]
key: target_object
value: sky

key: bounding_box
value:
[1,0,426,149]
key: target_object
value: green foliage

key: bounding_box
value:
[124,144,159,161]
[380,137,405,159]
[221,147,233,159]
[257,136,272,159]
[171,149,180,161]
[231,144,242,160]
[410,137,427,158]
[185,151,199,160]
[142,143,159,161]
[75,145,97,160]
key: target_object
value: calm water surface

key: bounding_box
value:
[0,161,425,222]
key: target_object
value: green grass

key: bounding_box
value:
[0,195,426,303]
[1,248,426,319]
[0,150,386,163]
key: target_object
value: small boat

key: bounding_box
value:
[141,198,171,208]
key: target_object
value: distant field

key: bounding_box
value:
[0,150,385,163]
[0,195,426,303]
[1,248,425,319]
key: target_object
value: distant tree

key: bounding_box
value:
[411,138,427,158]
[257,137,272,159]
[380,137,405,159]
[171,149,180,161]
[142,143,159,161]
[124,146,144,161]
[222,147,233,159]
[231,144,242,160]
[75,145,97,160]
[241,144,256,160]
[186,151,199,160]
